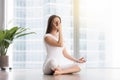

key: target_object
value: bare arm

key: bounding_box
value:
[57,26,63,46]
[45,23,63,47]
[63,48,78,62]
[63,48,86,63]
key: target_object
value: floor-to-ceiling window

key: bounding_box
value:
[79,0,112,68]
[5,0,117,69]
[6,0,73,69]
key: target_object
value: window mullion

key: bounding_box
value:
[73,0,80,58]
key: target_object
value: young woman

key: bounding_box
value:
[43,15,86,75]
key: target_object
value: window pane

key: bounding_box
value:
[6,0,73,69]
[79,0,112,68]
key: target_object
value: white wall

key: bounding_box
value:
[0,0,4,30]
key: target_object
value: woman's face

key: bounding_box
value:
[53,17,61,26]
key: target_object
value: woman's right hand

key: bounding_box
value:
[57,23,62,32]
[54,21,62,32]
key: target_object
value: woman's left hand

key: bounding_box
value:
[77,57,86,63]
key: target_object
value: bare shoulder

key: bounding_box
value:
[44,34,55,44]
[44,34,61,47]
[44,35,53,42]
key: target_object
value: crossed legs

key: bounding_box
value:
[43,60,81,75]
[53,65,80,75]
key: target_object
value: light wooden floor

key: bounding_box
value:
[0,68,120,80]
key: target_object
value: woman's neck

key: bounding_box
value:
[50,30,58,37]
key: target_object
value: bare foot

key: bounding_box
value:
[54,70,62,75]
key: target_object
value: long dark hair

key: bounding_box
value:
[46,15,61,34]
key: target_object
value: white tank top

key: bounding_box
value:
[43,33,65,66]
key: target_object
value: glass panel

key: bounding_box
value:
[79,0,112,68]
[6,0,73,69]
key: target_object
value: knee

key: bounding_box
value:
[78,67,81,72]
[76,65,81,72]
